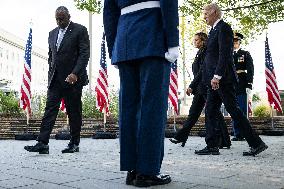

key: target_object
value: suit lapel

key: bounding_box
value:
[57,22,73,52]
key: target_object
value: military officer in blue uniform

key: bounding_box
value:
[103,0,179,187]
[232,32,254,141]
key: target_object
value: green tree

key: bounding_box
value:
[180,0,284,42]
[74,0,102,14]
[252,93,261,102]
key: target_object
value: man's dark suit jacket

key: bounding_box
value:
[203,20,238,86]
[47,22,90,88]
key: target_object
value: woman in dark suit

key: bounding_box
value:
[170,32,231,148]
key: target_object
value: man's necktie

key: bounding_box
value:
[56,29,64,51]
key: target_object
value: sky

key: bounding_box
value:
[0,0,283,97]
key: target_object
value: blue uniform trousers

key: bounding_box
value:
[232,93,247,137]
[118,57,170,175]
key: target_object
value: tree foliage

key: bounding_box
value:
[180,0,284,42]
[74,0,102,14]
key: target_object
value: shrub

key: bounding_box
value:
[0,90,119,119]
[0,91,22,116]
[253,104,270,118]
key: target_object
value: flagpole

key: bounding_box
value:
[173,106,176,132]
[88,11,93,92]
[103,106,107,132]
[271,104,274,129]
[26,109,30,133]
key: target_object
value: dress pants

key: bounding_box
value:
[174,94,230,146]
[37,76,83,145]
[118,57,170,175]
[232,93,247,137]
[205,83,262,148]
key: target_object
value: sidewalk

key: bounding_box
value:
[0,136,283,189]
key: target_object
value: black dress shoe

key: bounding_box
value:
[24,142,49,154]
[243,142,268,156]
[133,174,171,187]
[169,138,186,147]
[62,144,79,153]
[126,170,136,185]
[195,146,220,155]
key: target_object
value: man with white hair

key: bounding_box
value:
[195,3,268,156]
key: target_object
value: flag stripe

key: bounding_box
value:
[168,61,178,114]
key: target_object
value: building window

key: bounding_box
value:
[6,50,9,59]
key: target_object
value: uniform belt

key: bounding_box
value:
[236,70,246,74]
[121,1,160,15]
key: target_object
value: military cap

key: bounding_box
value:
[234,32,244,40]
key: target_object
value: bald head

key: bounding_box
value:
[55,6,70,29]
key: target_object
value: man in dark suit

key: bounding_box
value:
[232,32,254,141]
[195,3,267,156]
[104,0,179,187]
[24,6,90,154]
[169,32,231,149]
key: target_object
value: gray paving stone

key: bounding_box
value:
[0,177,39,189]
[63,179,133,189]
[16,182,76,189]
[0,136,283,189]
[0,174,17,182]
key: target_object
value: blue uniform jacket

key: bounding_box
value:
[103,0,179,64]
[203,20,238,86]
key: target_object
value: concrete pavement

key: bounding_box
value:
[0,136,283,189]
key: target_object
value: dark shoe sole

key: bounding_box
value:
[62,148,79,153]
[195,151,220,155]
[133,178,171,187]
[39,150,49,154]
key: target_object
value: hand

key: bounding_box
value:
[246,88,251,95]
[165,46,179,63]
[186,88,193,96]
[211,77,220,90]
[65,73,78,84]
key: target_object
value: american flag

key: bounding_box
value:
[95,33,109,114]
[20,28,32,115]
[265,36,282,113]
[169,61,178,114]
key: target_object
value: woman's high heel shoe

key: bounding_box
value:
[169,138,186,147]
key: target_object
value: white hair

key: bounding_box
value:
[204,3,222,19]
